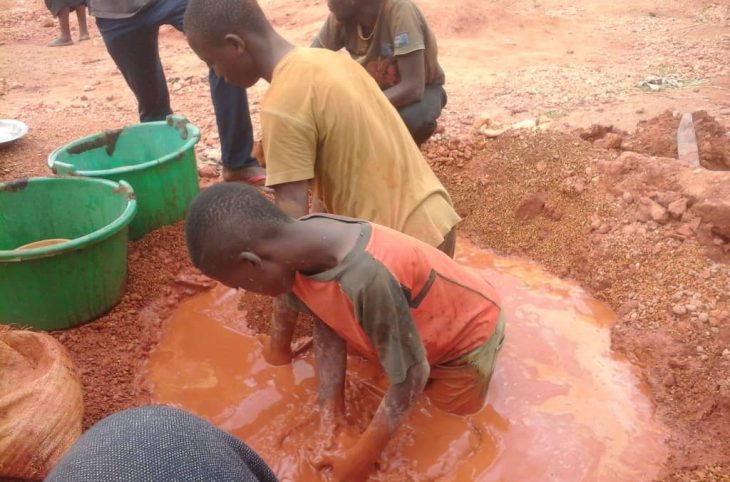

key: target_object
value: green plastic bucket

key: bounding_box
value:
[0,177,137,330]
[48,115,200,240]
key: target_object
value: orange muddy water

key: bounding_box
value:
[146,241,667,482]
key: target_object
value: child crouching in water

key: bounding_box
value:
[185,183,505,482]
[44,0,89,47]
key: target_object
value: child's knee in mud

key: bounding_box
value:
[425,362,488,415]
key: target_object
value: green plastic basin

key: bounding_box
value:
[0,177,137,330]
[48,115,200,240]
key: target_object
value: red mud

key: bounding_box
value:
[145,241,667,482]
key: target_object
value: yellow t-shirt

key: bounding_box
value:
[262,48,460,247]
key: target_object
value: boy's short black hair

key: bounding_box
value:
[185,183,292,272]
[184,0,269,44]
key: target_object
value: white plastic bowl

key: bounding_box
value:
[0,119,28,147]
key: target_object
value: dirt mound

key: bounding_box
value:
[601,150,730,252]
[578,111,730,171]
[694,111,730,171]
[425,131,612,278]
[622,110,680,159]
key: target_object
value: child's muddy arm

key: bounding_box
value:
[354,361,430,470]
[265,296,299,365]
[313,319,347,430]
[264,181,309,365]
[315,261,430,480]
[318,359,430,482]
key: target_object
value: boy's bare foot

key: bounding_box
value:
[78,33,90,41]
[48,37,73,47]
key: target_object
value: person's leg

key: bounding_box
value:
[165,0,190,31]
[426,361,487,415]
[45,406,279,482]
[425,316,505,415]
[48,7,73,47]
[209,73,266,182]
[76,4,89,41]
[164,0,263,182]
[397,84,447,146]
[96,17,172,122]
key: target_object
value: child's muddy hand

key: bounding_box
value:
[305,415,345,457]
[311,433,374,482]
[312,449,373,482]
[304,423,337,456]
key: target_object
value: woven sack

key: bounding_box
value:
[0,329,83,479]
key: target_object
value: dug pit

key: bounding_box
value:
[145,241,667,481]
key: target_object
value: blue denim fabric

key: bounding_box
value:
[96,0,258,169]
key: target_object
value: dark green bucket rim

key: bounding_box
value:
[0,177,137,262]
[46,115,201,178]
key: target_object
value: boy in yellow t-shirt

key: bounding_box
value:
[183,0,460,363]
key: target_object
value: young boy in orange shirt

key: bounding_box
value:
[185,184,505,482]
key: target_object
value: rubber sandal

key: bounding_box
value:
[244,175,273,193]
[244,175,267,185]
[48,38,73,47]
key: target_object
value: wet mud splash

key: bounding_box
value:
[146,241,667,481]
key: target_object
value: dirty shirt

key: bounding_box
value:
[262,47,459,247]
[315,0,445,89]
[288,215,502,384]
[89,0,154,18]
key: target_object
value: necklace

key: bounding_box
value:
[357,23,375,42]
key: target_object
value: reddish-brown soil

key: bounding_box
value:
[49,225,216,429]
[424,132,730,480]
[578,110,730,171]
[237,291,314,342]
[2,0,730,480]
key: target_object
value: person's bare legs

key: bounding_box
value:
[76,6,89,41]
[48,7,73,47]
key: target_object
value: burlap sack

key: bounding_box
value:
[0,329,83,480]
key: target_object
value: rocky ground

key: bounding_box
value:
[424,121,730,480]
[1,0,730,480]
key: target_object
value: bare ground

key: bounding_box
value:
[1,0,730,480]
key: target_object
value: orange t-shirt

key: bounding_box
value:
[288,215,501,384]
